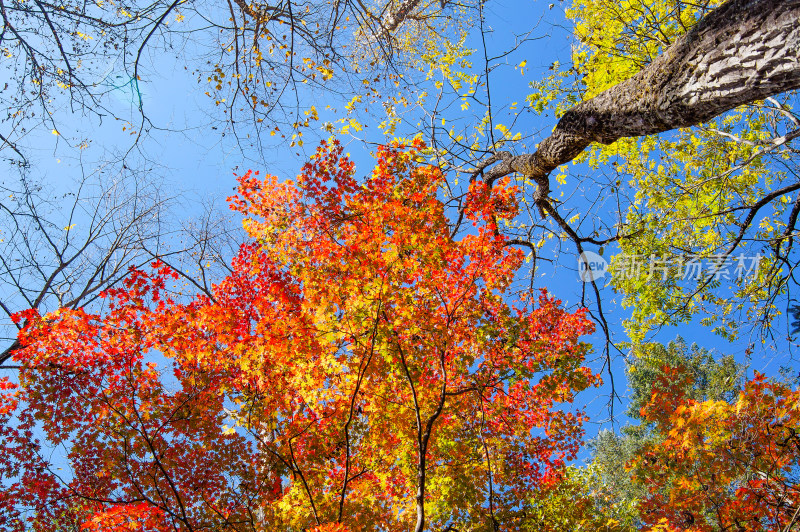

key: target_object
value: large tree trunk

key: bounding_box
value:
[485,0,800,201]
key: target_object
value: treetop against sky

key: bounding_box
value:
[1,0,798,398]
[1,0,800,530]
[2,0,798,344]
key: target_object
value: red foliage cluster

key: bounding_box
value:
[1,141,597,531]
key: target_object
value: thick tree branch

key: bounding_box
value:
[484,0,800,205]
[380,0,424,35]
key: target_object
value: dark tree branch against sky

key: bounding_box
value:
[483,0,800,208]
[0,0,466,166]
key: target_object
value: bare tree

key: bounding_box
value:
[0,164,240,368]
[156,196,246,300]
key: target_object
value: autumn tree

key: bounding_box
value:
[631,368,800,531]
[3,0,800,527]
[513,339,749,531]
[465,0,800,342]
[2,141,598,531]
[557,337,800,531]
[576,339,746,529]
[0,168,241,369]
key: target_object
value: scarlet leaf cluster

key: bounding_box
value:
[632,367,800,531]
[1,140,598,531]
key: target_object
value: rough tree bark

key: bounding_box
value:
[484,0,800,205]
[381,0,424,33]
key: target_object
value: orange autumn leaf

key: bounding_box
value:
[632,368,800,532]
[3,140,598,531]
[81,503,165,531]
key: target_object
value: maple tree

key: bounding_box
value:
[0,169,242,369]
[563,339,800,532]
[514,339,751,532]
[631,368,800,531]
[579,339,746,530]
[1,140,598,531]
